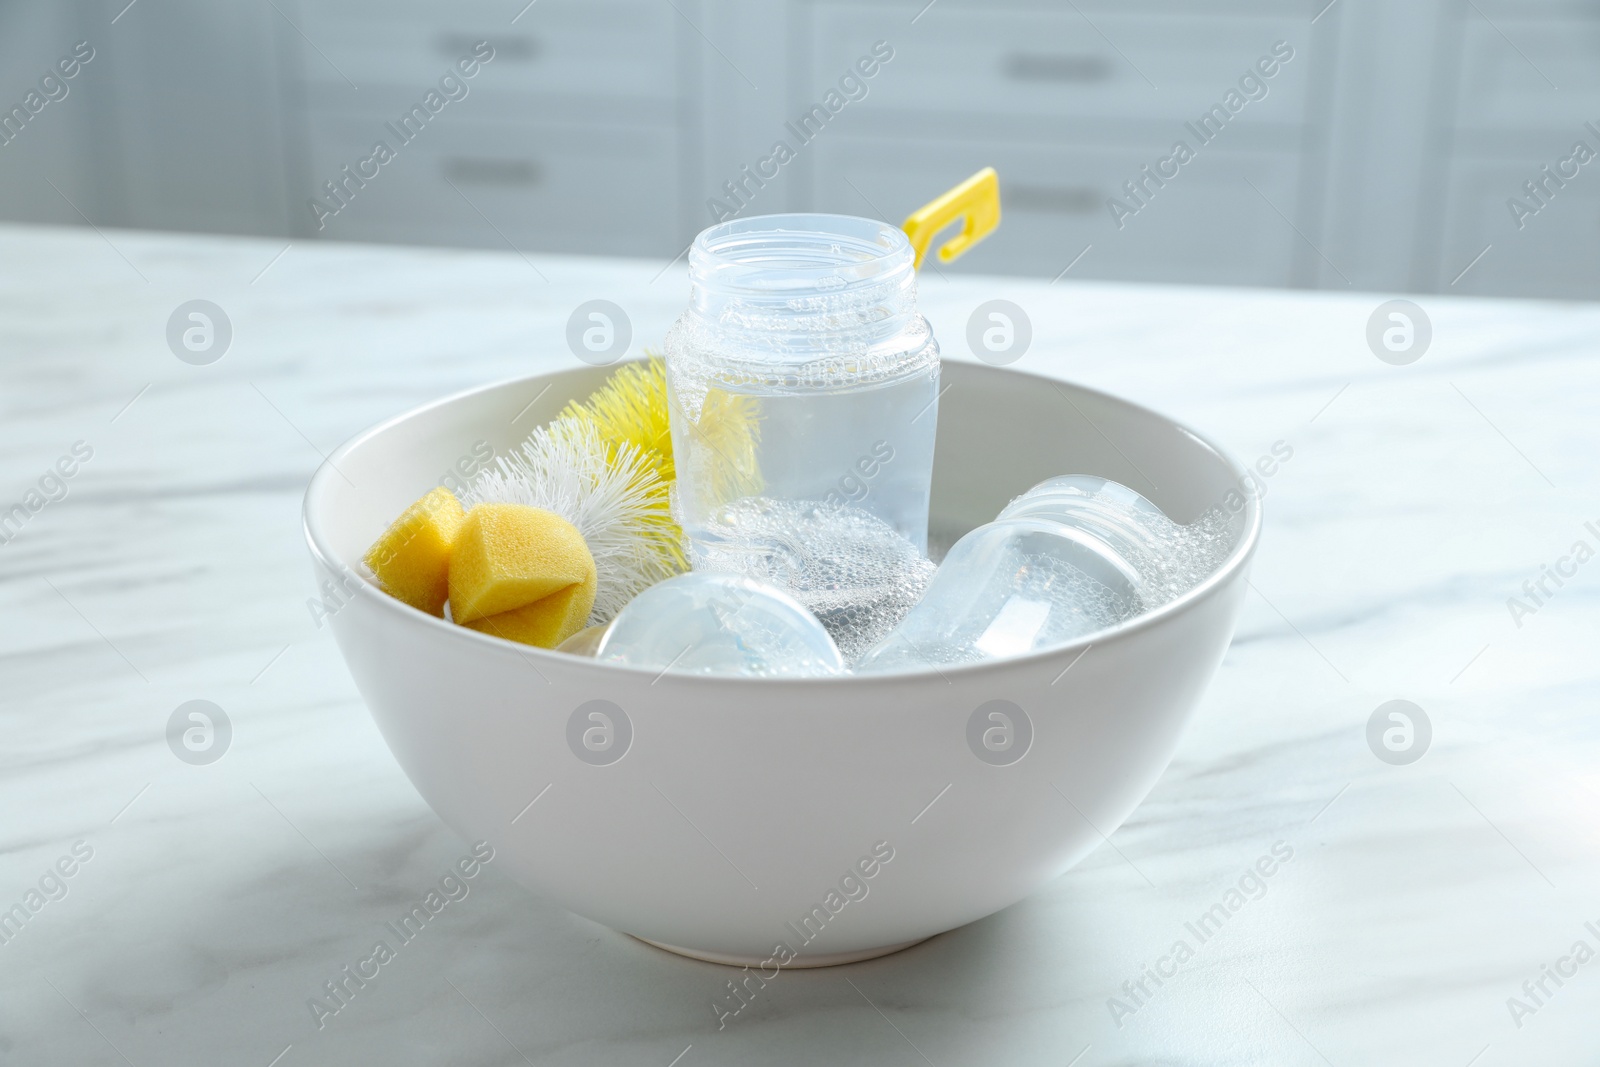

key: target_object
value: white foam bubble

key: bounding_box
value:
[1111,505,1239,610]
[690,497,935,665]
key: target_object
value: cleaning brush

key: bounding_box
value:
[559,356,676,484]
[562,353,763,504]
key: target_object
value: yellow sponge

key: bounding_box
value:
[449,504,596,647]
[462,584,595,648]
[364,487,465,617]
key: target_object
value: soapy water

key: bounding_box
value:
[688,496,936,666]
[1116,504,1239,610]
[678,490,1237,673]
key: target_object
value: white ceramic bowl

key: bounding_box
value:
[304,360,1261,966]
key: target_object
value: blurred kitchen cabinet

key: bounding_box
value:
[812,134,1306,286]
[789,0,1329,287]
[96,0,294,236]
[302,114,682,255]
[285,0,698,254]
[0,2,116,227]
[5,0,1600,297]
[1418,0,1600,297]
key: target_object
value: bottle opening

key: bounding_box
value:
[690,214,915,297]
[667,211,937,393]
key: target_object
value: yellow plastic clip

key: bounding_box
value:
[902,167,1001,269]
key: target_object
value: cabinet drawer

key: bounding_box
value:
[296,0,677,113]
[809,136,1305,285]
[1454,17,1600,132]
[304,116,681,256]
[1434,156,1600,298]
[807,2,1308,130]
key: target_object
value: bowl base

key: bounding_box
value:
[632,934,928,968]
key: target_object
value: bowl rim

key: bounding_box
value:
[303,360,1263,686]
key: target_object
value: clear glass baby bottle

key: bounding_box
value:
[856,477,1199,672]
[664,213,941,600]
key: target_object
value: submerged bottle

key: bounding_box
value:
[855,477,1232,672]
[595,572,844,678]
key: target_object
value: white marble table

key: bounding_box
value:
[3,222,1598,1066]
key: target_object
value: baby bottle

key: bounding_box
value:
[663,213,942,623]
[855,477,1187,672]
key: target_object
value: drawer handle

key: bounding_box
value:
[442,158,543,186]
[1003,52,1111,83]
[436,33,538,61]
[1006,184,1101,214]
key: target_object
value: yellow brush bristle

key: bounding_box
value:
[696,386,763,502]
[560,355,675,483]
[561,350,763,513]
